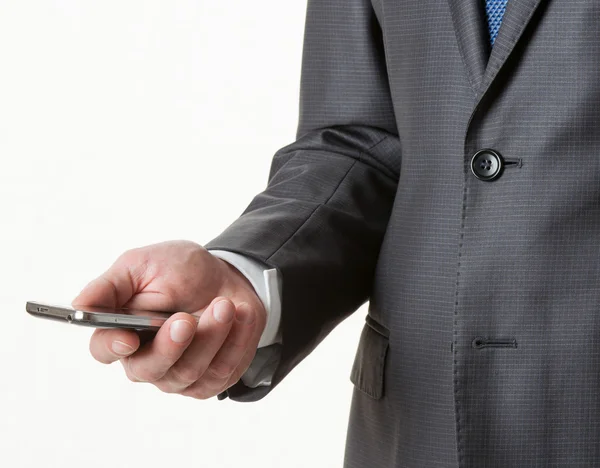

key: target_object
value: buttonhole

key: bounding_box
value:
[472,336,518,349]
[504,158,522,168]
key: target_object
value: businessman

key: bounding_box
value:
[72,0,600,465]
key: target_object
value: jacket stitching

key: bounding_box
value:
[265,134,391,263]
[452,157,469,468]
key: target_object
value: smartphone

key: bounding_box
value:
[26,301,195,332]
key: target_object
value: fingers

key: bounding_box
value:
[149,297,236,391]
[156,299,255,398]
[89,328,141,364]
[121,311,199,383]
[121,292,177,312]
[78,247,264,400]
[75,250,156,365]
[176,302,259,399]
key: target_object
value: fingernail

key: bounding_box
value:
[213,300,234,323]
[170,320,195,343]
[235,303,255,325]
[112,341,135,356]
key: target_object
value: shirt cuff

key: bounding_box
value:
[207,249,282,348]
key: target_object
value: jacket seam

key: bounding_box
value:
[265,135,391,263]
[452,157,469,468]
[274,128,398,183]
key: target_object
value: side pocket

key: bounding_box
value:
[349,315,390,400]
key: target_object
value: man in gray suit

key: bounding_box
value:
[73,0,600,465]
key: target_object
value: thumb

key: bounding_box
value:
[72,256,138,309]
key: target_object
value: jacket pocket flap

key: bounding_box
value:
[349,315,389,399]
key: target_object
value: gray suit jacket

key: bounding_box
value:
[205,0,600,465]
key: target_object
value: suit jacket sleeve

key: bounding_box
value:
[204,0,402,402]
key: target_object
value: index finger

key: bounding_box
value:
[73,254,141,364]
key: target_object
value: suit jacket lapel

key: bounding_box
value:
[447,0,547,99]
[447,0,490,93]
[477,0,547,99]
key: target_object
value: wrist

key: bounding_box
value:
[217,256,254,293]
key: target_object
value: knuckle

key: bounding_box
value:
[221,337,248,355]
[207,378,234,397]
[153,345,176,365]
[170,365,202,386]
[122,360,141,382]
[205,362,236,381]
[127,361,159,383]
[153,380,181,394]
[138,370,161,383]
[182,387,214,400]
[236,302,257,323]
[183,375,237,400]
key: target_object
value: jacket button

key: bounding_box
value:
[470,149,504,181]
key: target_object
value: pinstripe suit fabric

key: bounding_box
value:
[206,0,600,465]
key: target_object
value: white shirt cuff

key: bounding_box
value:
[207,249,282,348]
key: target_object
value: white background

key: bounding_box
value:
[0,2,367,467]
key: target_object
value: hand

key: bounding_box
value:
[72,240,267,399]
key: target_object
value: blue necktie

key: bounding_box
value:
[486,0,508,45]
